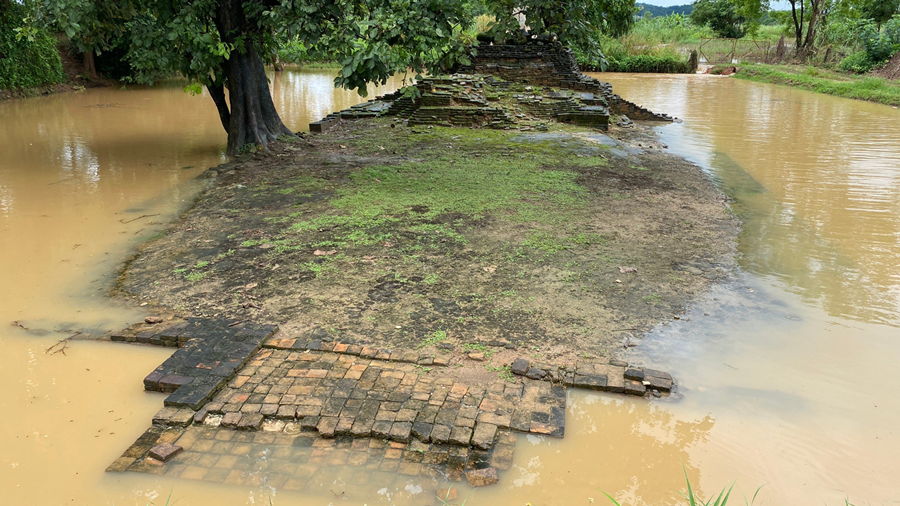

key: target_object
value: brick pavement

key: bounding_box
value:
[109,318,675,490]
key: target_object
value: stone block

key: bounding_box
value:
[390,422,413,443]
[350,418,374,437]
[624,368,644,381]
[511,358,529,376]
[159,374,194,392]
[372,420,393,439]
[221,412,242,428]
[433,355,451,366]
[316,416,339,438]
[646,375,673,392]
[465,467,499,487]
[624,379,646,396]
[152,407,195,427]
[525,367,547,380]
[411,421,433,442]
[607,366,625,394]
[449,426,472,446]
[573,373,607,391]
[431,424,452,444]
[472,422,498,450]
[148,442,183,462]
[237,413,263,430]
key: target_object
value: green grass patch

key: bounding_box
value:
[184,271,206,282]
[462,342,496,359]
[334,140,587,223]
[282,128,600,252]
[731,64,900,107]
[418,329,448,349]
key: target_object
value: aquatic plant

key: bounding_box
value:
[600,467,765,506]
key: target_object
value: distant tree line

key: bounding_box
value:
[636,3,694,18]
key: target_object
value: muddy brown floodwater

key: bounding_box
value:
[2,69,899,505]
[0,69,403,505]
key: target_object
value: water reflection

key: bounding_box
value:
[465,392,713,506]
[270,68,404,132]
[593,73,900,326]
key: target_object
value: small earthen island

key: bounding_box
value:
[106,42,737,496]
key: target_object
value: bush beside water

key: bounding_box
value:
[0,4,64,90]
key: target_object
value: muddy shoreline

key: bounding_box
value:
[112,117,737,367]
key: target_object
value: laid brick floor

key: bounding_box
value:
[192,348,567,446]
[110,318,675,492]
[109,421,517,500]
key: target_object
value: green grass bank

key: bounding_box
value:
[726,64,900,107]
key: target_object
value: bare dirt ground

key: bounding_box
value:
[114,119,738,366]
[873,51,900,81]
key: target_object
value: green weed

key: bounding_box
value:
[602,467,765,506]
[462,342,496,359]
[485,363,514,381]
[184,272,206,282]
[418,329,448,349]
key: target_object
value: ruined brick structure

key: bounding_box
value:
[458,43,673,122]
[308,42,672,132]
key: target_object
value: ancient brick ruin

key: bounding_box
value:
[310,42,672,132]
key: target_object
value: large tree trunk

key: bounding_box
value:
[222,46,293,154]
[789,0,804,50]
[83,50,97,77]
[801,0,823,53]
[213,0,293,155]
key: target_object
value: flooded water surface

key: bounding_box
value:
[2,69,900,505]
[585,73,900,505]
[0,69,402,505]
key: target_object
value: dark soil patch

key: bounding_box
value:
[873,51,900,81]
[114,119,738,364]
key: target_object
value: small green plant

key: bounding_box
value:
[602,467,765,506]
[184,272,207,282]
[172,268,187,274]
[462,342,496,359]
[194,260,209,268]
[418,329,448,349]
[485,363,513,381]
[642,294,662,303]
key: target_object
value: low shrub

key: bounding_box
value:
[607,54,694,73]
[0,4,64,90]
[581,52,695,73]
[840,51,877,74]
